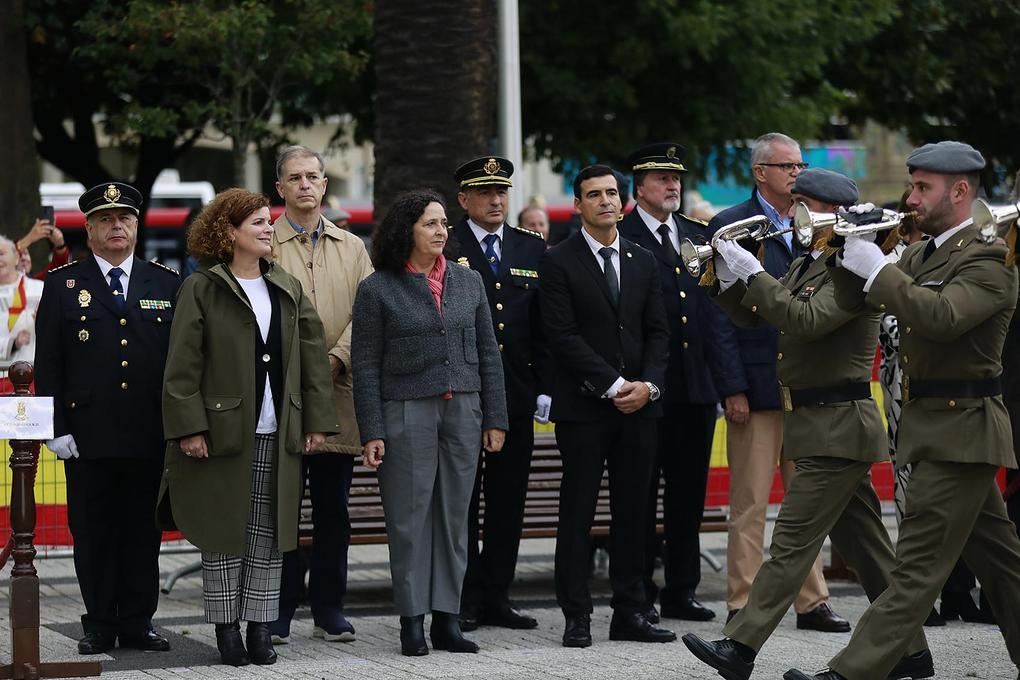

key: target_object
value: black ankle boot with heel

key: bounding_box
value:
[400,615,429,656]
[214,621,249,667]
[430,611,479,653]
[245,622,278,665]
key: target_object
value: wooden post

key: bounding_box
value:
[0,362,101,679]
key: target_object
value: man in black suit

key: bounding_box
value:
[618,142,736,623]
[452,157,549,632]
[36,182,180,655]
[709,133,847,632]
[540,164,674,648]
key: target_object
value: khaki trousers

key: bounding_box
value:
[725,410,828,613]
[829,461,1020,680]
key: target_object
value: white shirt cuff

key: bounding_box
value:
[602,376,626,398]
[862,261,889,293]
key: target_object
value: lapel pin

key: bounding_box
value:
[78,329,89,342]
[66,279,75,289]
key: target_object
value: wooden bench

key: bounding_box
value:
[299,430,728,546]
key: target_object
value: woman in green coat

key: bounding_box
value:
[159,189,338,667]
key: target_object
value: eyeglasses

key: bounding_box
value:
[757,162,810,173]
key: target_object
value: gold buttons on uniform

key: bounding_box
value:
[498,323,505,330]
[215,403,222,409]
[675,267,682,275]
[751,305,758,312]
[498,344,504,351]
[778,352,784,360]
[679,291,687,299]
[682,341,689,349]
[681,316,688,324]
[948,400,957,407]
[495,282,501,290]
[262,354,271,363]
[119,318,127,326]
[70,402,76,409]
[496,303,503,311]
[121,339,128,346]
[121,361,128,368]
[120,382,128,390]
[157,317,162,323]
[906,327,912,334]
[903,354,909,364]
[879,304,886,311]
[80,315,86,322]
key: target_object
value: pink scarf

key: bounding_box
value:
[407,254,446,314]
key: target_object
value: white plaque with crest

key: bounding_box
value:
[0,396,54,440]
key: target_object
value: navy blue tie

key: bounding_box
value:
[483,233,500,275]
[108,267,125,310]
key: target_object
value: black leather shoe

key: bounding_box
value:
[643,604,660,624]
[214,622,249,667]
[77,632,115,655]
[481,603,538,629]
[562,614,592,648]
[796,603,851,633]
[784,669,846,680]
[887,649,935,679]
[661,597,717,621]
[119,628,170,651]
[681,634,755,680]
[940,591,987,622]
[726,608,741,623]
[430,611,478,653]
[923,608,945,627]
[458,604,480,632]
[399,615,429,656]
[608,611,677,643]
[245,622,277,665]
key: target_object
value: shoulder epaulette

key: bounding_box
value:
[148,260,180,276]
[680,213,710,226]
[46,260,82,275]
[510,225,544,239]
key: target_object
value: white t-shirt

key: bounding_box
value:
[236,276,278,434]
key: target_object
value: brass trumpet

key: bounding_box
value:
[831,209,917,239]
[971,198,1020,244]
[679,214,813,278]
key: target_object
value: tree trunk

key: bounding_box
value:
[373,0,497,227]
[1,0,42,256]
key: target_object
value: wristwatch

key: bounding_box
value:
[644,381,661,401]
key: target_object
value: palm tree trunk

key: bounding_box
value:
[373,0,497,226]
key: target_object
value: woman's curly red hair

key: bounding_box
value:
[186,188,271,263]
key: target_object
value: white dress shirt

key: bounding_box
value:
[94,254,133,300]
[579,227,625,398]
[636,204,681,253]
[468,219,504,259]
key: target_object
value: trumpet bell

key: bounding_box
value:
[680,238,714,277]
[794,202,838,236]
[972,198,1020,245]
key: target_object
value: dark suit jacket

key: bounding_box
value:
[708,188,796,411]
[35,254,181,460]
[618,209,742,406]
[539,230,669,422]
[450,218,551,418]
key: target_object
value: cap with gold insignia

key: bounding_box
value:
[78,182,143,217]
[627,142,688,174]
[906,141,986,174]
[792,168,859,207]
[455,156,514,189]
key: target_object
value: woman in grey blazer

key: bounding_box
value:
[352,189,508,656]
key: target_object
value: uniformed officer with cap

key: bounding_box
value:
[617,142,731,623]
[36,182,180,654]
[684,167,933,680]
[786,142,1020,680]
[450,157,550,631]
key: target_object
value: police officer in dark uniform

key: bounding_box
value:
[617,143,734,623]
[36,182,181,655]
[451,157,549,631]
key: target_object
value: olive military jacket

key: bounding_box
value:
[158,260,339,555]
[828,224,1018,469]
[715,252,886,462]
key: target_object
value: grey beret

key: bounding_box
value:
[792,168,859,206]
[906,141,986,174]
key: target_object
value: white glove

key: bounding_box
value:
[46,434,79,460]
[841,235,887,279]
[534,394,552,424]
[713,252,737,291]
[846,202,877,215]
[717,239,764,283]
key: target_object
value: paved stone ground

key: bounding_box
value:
[1,518,1017,679]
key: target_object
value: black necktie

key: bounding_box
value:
[599,247,619,304]
[921,239,937,263]
[794,256,813,282]
[108,267,125,310]
[657,223,678,267]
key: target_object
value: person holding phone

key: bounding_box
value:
[17,209,70,279]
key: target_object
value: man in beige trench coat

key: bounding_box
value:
[268,145,374,644]
[786,143,1020,680]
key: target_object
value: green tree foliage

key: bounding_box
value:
[821,0,1020,189]
[518,0,898,177]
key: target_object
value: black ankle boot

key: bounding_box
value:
[399,615,429,656]
[430,611,479,653]
[245,622,278,665]
[214,622,249,666]
[941,591,983,622]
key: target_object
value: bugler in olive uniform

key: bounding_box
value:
[683,168,930,680]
